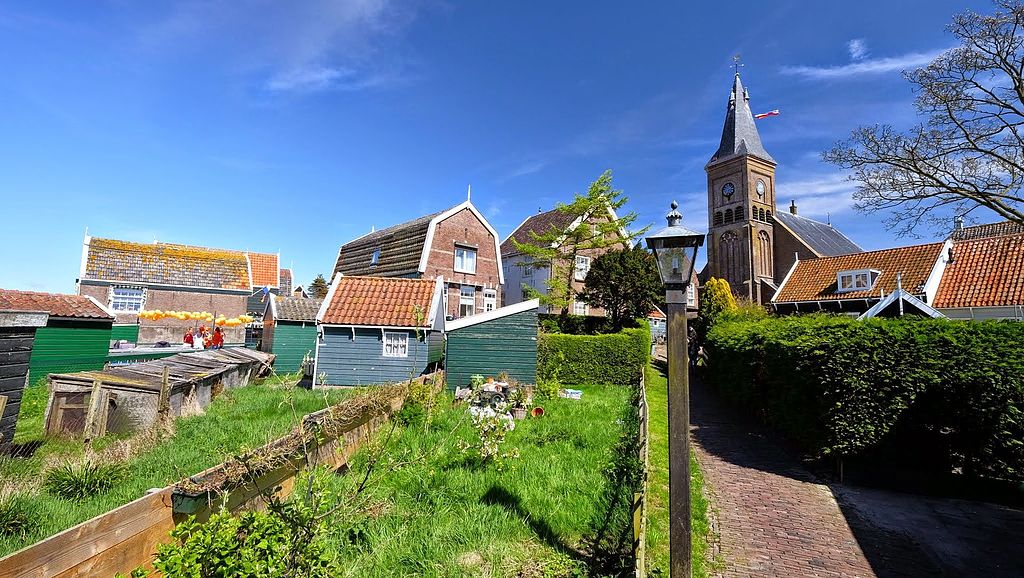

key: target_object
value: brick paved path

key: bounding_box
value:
[689,376,879,578]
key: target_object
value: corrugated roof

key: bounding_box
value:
[0,289,113,320]
[773,242,944,303]
[933,233,1024,308]
[708,74,775,165]
[952,220,1024,241]
[274,296,322,322]
[84,238,252,291]
[334,211,442,277]
[248,253,280,288]
[320,276,437,327]
[773,212,863,257]
[501,208,576,256]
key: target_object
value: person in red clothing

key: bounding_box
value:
[183,330,194,347]
[211,327,224,349]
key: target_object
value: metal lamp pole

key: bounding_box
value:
[646,201,704,578]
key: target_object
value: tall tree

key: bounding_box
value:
[512,170,645,316]
[578,246,662,330]
[695,277,737,343]
[309,274,329,299]
[825,0,1024,235]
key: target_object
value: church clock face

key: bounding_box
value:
[721,182,735,198]
[756,179,766,197]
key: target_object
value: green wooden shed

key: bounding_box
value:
[0,290,115,386]
[261,296,322,374]
[445,299,539,389]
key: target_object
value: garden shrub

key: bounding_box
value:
[705,315,1024,482]
[44,461,125,499]
[0,494,39,537]
[538,325,651,386]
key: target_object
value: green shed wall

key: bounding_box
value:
[445,309,538,389]
[272,321,318,374]
[110,324,139,343]
[28,320,113,384]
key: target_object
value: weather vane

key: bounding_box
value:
[732,54,743,75]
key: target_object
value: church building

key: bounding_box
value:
[703,73,862,302]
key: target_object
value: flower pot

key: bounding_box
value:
[530,406,544,418]
[512,407,527,420]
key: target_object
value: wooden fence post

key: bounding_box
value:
[158,366,171,419]
[83,380,103,443]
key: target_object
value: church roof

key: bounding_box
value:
[708,74,774,166]
[772,212,862,257]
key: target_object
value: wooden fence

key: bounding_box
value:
[0,373,440,578]
[633,366,650,577]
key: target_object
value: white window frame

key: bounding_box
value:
[573,300,589,316]
[370,248,381,266]
[837,269,878,293]
[459,285,476,317]
[522,257,533,278]
[382,331,409,358]
[454,246,477,274]
[687,283,696,307]
[574,255,591,281]
[109,286,146,313]
[483,289,497,312]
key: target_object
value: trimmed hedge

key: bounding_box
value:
[538,326,651,386]
[706,315,1024,482]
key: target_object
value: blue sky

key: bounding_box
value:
[0,0,995,293]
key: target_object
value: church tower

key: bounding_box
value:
[705,73,778,302]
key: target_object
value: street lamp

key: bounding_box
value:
[645,201,704,578]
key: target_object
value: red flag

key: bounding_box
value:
[754,109,780,119]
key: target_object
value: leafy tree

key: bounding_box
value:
[825,0,1024,235]
[512,170,645,316]
[695,277,737,343]
[309,274,329,299]
[579,246,662,331]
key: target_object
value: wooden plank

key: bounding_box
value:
[0,488,173,578]
[83,380,103,442]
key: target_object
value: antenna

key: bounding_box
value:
[467,184,472,201]
[732,54,743,75]
[827,212,831,226]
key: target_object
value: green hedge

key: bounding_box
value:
[706,315,1024,482]
[538,325,651,386]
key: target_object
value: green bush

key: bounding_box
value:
[538,325,651,386]
[44,461,125,499]
[0,495,39,537]
[705,315,1024,481]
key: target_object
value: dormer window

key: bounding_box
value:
[837,269,880,293]
[370,248,381,266]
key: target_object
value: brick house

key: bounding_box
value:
[933,224,1024,320]
[77,236,268,346]
[333,200,503,320]
[500,206,631,316]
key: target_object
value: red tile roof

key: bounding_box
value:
[0,289,113,320]
[773,242,944,303]
[320,276,437,327]
[933,233,1024,308]
[952,220,1024,241]
[248,253,280,288]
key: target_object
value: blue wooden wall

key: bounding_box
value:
[317,327,441,386]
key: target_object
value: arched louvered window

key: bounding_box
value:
[766,210,772,221]
[724,208,733,224]
[736,206,744,220]
[757,230,772,278]
[720,231,742,284]
[713,211,723,226]
[759,207,767,221]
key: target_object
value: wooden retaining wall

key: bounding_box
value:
[633,367,650,578]
[0,373,438,577]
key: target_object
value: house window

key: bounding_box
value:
[574,256,591,281]
[382,332,409,357]
[110,286,145,312]
[370,248,381,266]
[573,300,589,316]
[522,257,533,278]
[454,246,477,274]
[460,285,476,317]
[483,289,497,312]
[837,269,878,293]
[687,283,696,307]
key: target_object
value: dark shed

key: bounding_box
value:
[261,296,322,373]
[445,299,539,389]
[0,310,48,451]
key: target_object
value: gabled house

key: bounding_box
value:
[932,229,1024,320]
[261,295,322,373]
[500,206,630,316]
[77,237,257,346]
[0,289,115,382]
[333,200,503,320]
[314,275,445,386]
[771,241,952,316]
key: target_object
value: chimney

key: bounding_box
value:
[789,200,797,215]
[953,215,964,232]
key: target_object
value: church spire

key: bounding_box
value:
[708,73,775,166]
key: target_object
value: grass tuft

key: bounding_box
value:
[44,461,125,500]
[0,495,39,538]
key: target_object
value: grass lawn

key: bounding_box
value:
[0,374,351,558]
[644,363,715,577]
[321,383,637,577]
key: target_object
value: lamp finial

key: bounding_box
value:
[666,201,682,227]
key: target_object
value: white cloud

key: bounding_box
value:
[781,48,947,80]
[141,0,419,93]
[776,172,857,217]
[847,38,868,61]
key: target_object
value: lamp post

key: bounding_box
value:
[645,201,705,578]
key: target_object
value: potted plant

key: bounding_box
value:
[508,387,528,420]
